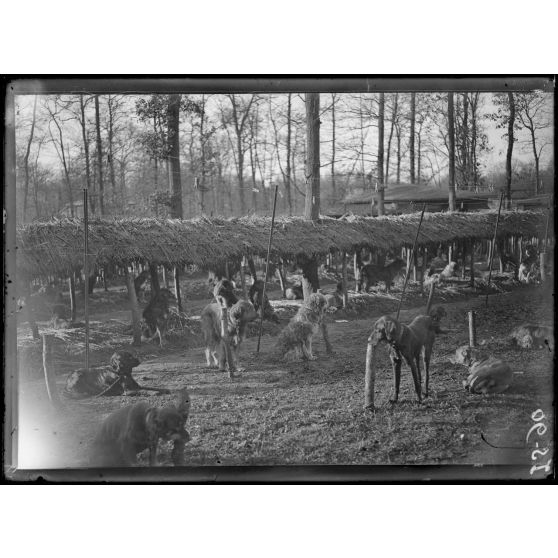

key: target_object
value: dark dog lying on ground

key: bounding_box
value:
[367,307,446,404]
[248,279,280,323]
[64,351,170,398]
[273,293,332,361]
[510,324,554,350]
[90,388,191,466]
[451,346,513,394]
[142,288,175,347]
[358,257,406,293]
[201,279,258,372]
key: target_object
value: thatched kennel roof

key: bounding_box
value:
[16,210,547,279]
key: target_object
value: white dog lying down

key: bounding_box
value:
[451,345,513,395]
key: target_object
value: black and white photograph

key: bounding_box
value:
[4,77,555,482]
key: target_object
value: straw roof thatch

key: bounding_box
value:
[16,210,547,279]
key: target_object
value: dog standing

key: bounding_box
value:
[358,257,406,293]
[365,308,445,407]
[273,293,332,361]
[142,288,175,347]
[200,279,258,372]
[90,388,191,466]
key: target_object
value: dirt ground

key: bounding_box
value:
[14,276,555,478]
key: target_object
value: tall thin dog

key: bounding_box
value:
[366,307,446,406]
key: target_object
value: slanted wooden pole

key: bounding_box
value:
[68,274,77,323]
[396,204,426,321]
[83,188,90,370]
[420,247,427,294]
[485,191,505,307]
[341,252,349,308]
[468,310,477,347]
[42,334,63,408]
[257,183,279,353]
[174,266,183,312]
[125,269,142,346]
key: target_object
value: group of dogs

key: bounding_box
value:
[62,247,551,467]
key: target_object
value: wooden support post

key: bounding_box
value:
[469,240,475,288]
[468,310,477,347]
[276,259,287,298]
[461,241,467,280]
[540,252,546,282]
[341,252,349,308]
[125,269,142,346]
[364,339,376,410]
[420,247,427,294]
[149,263,160,295]
[174,266,183,312]
[42,334,63,408]
[26,282,40,340]
[68,273,77,323]
[354,252,360,292]
[162,266,169,288]
[426,282,436,315]
[102,268,108,291]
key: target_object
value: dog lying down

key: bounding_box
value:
[90,388,191,467]
[510,324,554,351]
[273,293,333,361]
[451,346,513,395]
[64,351,170,398]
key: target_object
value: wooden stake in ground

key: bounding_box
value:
[468,310,477,347]
[396,204,426,321]
[257,183,279,353]
[485,191,505,307]
[125,269,142,346]
[364,338,376,410]
[341,252,349,308]
[42,334,63,408]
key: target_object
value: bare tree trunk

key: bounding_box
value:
[125,269,142,345]
[285,93,293,215]
[461,93,469,190]
[409,93,416,184]
[107,95,118,211]
[167,94,183,219]
[505,92,515,208]
[385,93,398,185]
[377,93,385,216]
[79,95,94,214]
[94,95,105,215]
[22,95,38,222]
[447,92,456,211]
[331,93,337,200]
[303,93,321,299]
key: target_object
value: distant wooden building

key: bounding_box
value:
[340,183,494,216]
